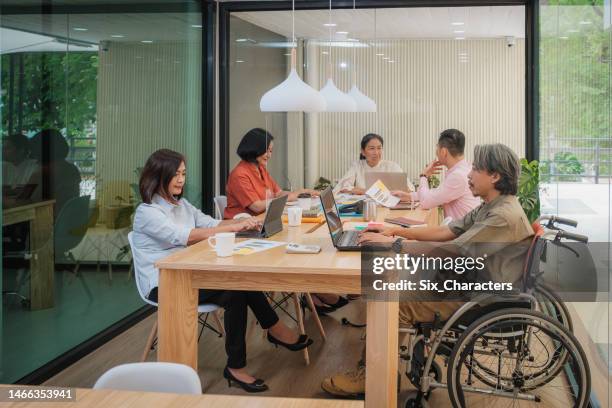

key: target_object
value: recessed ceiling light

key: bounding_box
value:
[191,24,203,28]
[235,38,248,42]
[579,20,592,25]
[324,23,337,27]
[559,36,569,40]
[388,60,395,63]
[455,37,465,40]
[111,34,125,38]
[336,31,349,35]
[347,38,358,42]
[322,51,329,55]
[458,52,468,56]
[453,30,465,34]
[451,22,465,26]
[236,59,245,63]
[339,62,347,68]
[383,57,390,60]
[376,53,384,56]
[141,40,153,43]
[73,27,88,31]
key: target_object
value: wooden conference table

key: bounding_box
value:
[156,205,438,408]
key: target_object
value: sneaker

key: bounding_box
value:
[321,365,365,398]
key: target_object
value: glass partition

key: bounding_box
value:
[0,2,203,382]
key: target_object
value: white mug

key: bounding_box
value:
[207,232,235,257]
[298,197,311,210]
[287,207,303,226]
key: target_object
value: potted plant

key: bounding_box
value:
[518,158,541,223]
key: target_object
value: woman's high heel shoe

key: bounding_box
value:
[301,295,335,315]
[223,367,268,393]
[267,332,313,351]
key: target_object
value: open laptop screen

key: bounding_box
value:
[320,187,343,243]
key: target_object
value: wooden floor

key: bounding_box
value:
[44,298,582,407]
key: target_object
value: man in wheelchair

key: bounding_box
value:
[322,143,535,398]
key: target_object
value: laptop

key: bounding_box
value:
[320,187,361,251]
[364,172,409,192]
[236,194,288,238]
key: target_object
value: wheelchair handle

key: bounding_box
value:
[538,215,578,228]
[557,230,588,243]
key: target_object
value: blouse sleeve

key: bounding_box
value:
[333,161,359,194]
[183,199,221,228]
[133,204,192,247]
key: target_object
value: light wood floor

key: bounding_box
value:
[43,298,583,407]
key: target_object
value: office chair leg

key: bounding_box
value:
[305,293,327,341]
[212,310,225,337]
[292,293,310,365]
[142,319,158,362]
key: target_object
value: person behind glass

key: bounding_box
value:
[333,133,410,195]
[132,149,313,393]
[224,127,319,219]
[225,128,346,313]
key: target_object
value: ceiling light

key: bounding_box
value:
[141,40,153,44]
[236,60,245,63]
[339,62,347,68]
[579,20,592,25]
[319,0,356,112]
[383,57,390,60]
[458,52,468,56]
[559,36,569,40]
[453,30,465,34]
[455,37,465,40]
[568,29,579,33]
[324,23,337,27]
[111,34,125,38]
[284,53,292,56]
[451,22,465,26]
[322,51,329,55]
[348,85,376,112]
[191,24,203,28]
[347,38,358,42]
[336,31,349,35]
[376,53,384,56]
[260,0,326,112]
[235,38,248,42]
[73,27,88,31]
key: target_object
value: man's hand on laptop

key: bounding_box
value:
[358,231,394,244]
[233,218,261,231]
[363,226,396,236]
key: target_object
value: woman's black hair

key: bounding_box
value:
[139,149,186,204]
[359,133,384,160]
[237,128,274,163]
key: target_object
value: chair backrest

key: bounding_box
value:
[54,195,91,254]
[93,362,201,394]
[127,232,156,307]
[213,195,227,220]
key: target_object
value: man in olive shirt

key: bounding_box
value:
[322,143,534,398]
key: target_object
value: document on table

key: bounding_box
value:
[233,239,286,255]
[365,180,400,208]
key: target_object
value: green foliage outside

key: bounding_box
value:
[540,152,584,182]
[518,159,541,223]
[1,52,98,138]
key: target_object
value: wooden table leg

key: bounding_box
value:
[30,204,54,310]
[158,268,198,369]
[365,300,398,408]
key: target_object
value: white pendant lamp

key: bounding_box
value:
[319,0,357,112]
[260,1,326,112]
[348,0,376,112]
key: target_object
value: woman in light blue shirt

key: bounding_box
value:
[132,149,313,393]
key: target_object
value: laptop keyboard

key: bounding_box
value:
[339,230,360,247]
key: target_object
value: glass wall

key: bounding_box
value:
[538,1,610,405]
[227,6,527,193]
[1,2,203,382]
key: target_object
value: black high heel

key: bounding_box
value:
[301,295,335,315]
[267,332,313,351]
[223,367,268,393]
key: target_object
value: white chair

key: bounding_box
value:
[93,362,201,394]
[127,233,225,362]
[213,195,227,220]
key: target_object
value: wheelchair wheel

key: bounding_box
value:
[534,283,573,332]
[447,308,590,408]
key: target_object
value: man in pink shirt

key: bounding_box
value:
[393,129,481,220]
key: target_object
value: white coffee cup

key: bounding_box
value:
[298,197,311,210]
[207,232,235,257]
[287,207,303,226]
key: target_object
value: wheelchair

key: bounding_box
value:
[400,215,591,407]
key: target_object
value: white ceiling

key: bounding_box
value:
[235,6,526,40]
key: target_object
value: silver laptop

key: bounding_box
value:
[364,172,409,192]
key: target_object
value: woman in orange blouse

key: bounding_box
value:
[225,128,348,313]
[225,128,318,219]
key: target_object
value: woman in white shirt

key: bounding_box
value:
[333,133,405,195]
[132,149,313,393]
